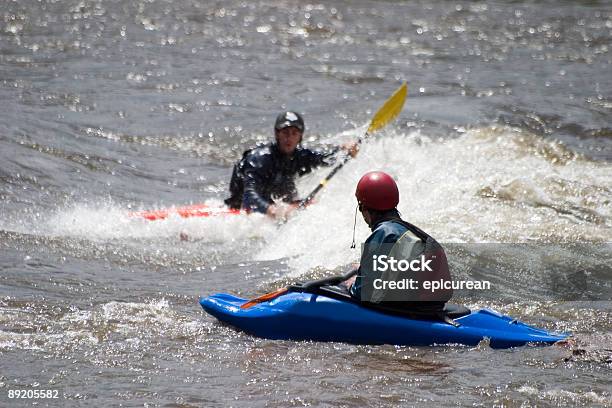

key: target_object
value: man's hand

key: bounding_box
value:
[266,202,299,221]
[341,141,360,158]
[340,265,359,289]
[341,274,358,289]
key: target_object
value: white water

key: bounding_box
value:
[261,126,612,274]
[2,127,609,277]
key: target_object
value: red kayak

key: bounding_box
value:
[130,204,245,221]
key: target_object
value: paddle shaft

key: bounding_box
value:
[298,137,365,209]
[241,269,359,309]
[298,268,358,291]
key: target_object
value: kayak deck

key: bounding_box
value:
[130,204,244,221]
[200,292,568,349]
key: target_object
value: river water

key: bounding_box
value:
[1,0,611,406]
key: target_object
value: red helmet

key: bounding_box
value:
[355,171,399,211]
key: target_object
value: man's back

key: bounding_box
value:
[351,218,453,307]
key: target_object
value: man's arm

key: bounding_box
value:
[241,156,272,214]
[300,141,359,173]
[241,154,299,219]
[348,228,388,300]
[300,146,339,172]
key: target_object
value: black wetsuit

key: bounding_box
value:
[225,142,338,213]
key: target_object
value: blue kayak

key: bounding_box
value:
[199,287,568,349]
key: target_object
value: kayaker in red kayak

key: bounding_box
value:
[224,111,359,220]
[344,171,453,313]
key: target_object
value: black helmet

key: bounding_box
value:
[274,111,305,133]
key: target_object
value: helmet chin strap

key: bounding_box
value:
[350,203,359,249]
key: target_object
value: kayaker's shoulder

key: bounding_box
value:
[245,143,276,158]
[374,219,409,235]
[368,220,409,243]
[242,143,278,168]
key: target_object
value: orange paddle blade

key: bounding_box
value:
[241,287,289,309]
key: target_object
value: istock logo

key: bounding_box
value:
[372,254,433,272]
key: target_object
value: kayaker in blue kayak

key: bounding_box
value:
[345,171,453,313]
[224,111,359,220]
[199,171,568,345]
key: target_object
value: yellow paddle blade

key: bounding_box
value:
[367,82,407,134]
